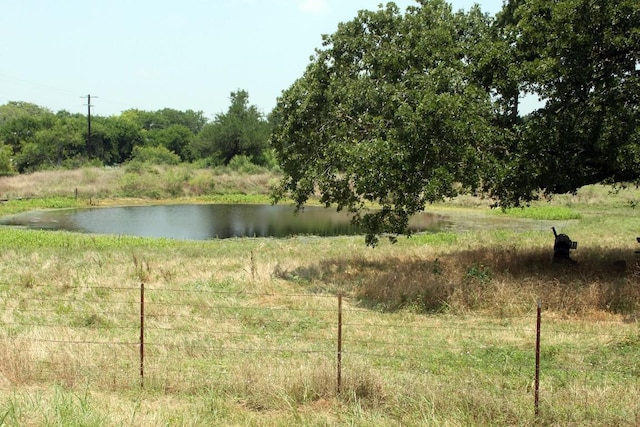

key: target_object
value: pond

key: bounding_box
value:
[0,203,561,241]
[0,204,450,240]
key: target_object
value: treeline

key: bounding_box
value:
[0,90,274,175]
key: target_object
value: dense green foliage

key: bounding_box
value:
[0,143,13,176]
[271,0,639,244]
[272,1,496,245]
[0,91,273,172]
[190,90,273,167]
[489,0,640,205]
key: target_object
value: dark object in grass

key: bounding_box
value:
[552,227,577,263]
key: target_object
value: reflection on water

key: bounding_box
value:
[0,204,448,240]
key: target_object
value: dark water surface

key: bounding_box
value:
[0,203,563,241]
[0,204,450,240]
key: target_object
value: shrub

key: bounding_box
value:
[226,155,268,174]
[187,171,216,196]
[0,143,15,176]
[164,168,192,197]
[130,145,180,165]
[117,172,145,197]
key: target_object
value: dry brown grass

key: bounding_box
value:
[1,230,638,424]
[274,243,640,318]
[0,167,123,198]
[0,165,277,202]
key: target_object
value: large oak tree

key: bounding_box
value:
[271,1,499,245]
[491,0,640,205]
[271,0,640,245]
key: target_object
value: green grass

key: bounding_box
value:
[199,193,274,204]
[0,197,80,215]
[0,169,640,425]
[496,206,582,220]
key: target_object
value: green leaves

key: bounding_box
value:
[272,0,496,245]
[0,142,14,176]
[190,90,271,166]
[491,0,640,204]
[272,0,639,245]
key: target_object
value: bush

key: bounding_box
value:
[130,145,180,165]
[60,156,103,170]
[164,168,192,197]
[260,148,281,172]
[123,160,151,174]
[118,172,150,197]
[187,171,216,196]
[226,155,268,174]
[0,143,16,176]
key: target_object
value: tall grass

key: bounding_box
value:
[0,164,276,206]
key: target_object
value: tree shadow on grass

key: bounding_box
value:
[274,246,640,316]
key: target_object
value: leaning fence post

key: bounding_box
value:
[535,297,542,418]
[140,282,145,389]
[337,293,343,396]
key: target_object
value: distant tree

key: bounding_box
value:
[119,109,162,131]
[190,90,271,165]
[119,108,206,133]
[117,108,202,162]
[0,115,42,154]
[155,108,207,134]
[0,142,15,176]
[129,145,180,165]
[14,116,85,171]
[0,101,52,125]
[0,106,64,172]
[0,103,55,154]
[0,102,206,169]
[145,124,193,161]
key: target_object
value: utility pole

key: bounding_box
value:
[81,94,97,158]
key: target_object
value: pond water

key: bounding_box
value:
[0,203,562,241]
[0,204,451,240]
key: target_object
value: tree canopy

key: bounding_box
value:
[271,0,640,245]
[0,91,273,172]
[190,90,272,166]
[490,0,640,204]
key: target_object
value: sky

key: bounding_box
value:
[0,0,506,119]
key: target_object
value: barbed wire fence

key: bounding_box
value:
[1,283,638,423]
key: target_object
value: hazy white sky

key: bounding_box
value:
[0,0,505,118]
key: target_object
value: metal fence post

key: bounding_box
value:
[535,298,542,418]
[140,282,145,389]
[337,293,343,396]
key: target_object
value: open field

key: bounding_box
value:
[0,167,639,425]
